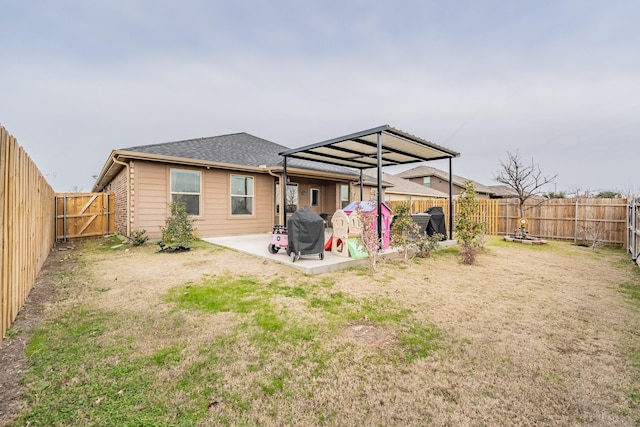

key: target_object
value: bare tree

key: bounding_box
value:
[494,151,557,218]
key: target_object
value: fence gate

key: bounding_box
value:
[55,193,115,242]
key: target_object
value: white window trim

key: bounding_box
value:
[310,188,320,207]
[230,174,255,216]
[170,168,202,217]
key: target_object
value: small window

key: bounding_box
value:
[310,188,319,207]
[340,184,349,209]
[423,177,431,187]
[170,169,201,216]
[231,175,254,215]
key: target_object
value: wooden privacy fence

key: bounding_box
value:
[1,126,56,342]
[388,197,629,245]
[629,198,640,266]
[388,199,500,236]
[56,193,115,242]
[502,198,628,245]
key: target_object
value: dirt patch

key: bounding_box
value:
[0,243,76,425]
[344,321,397,348]
[2,237,640,425]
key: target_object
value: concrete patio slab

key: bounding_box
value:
[202,233,370,275]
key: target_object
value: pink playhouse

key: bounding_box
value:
[343,201,392,249]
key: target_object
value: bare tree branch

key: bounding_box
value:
[494,151,557,218]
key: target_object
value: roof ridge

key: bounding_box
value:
[122,132,257,151]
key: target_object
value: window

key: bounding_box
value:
[423,177,431,187]
[170,169,201,216]
[310,188,319,207]
[231,175,254,215]
[340,185,349,209]
[276,183,298,214]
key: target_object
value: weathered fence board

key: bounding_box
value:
[389,197,629,245]
[1,126,56,342]
[629,198,640,266]
[55,193,115,241]
[388,199,500,236]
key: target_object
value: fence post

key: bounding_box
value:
[505,199,509,237]
[574,199,579,243]
[63,195,67,243]
[633,197,638,262]
[628,198,632,254]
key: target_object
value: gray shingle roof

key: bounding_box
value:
[369,171,449,198]
[396,166,494,194]
[121,132,360,176]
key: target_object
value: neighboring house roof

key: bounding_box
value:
[396,166,494,195]
[94,133,364,191]
[363,169,449,198]
[486,185,519,198]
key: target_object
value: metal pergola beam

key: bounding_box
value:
[280,125,460,244]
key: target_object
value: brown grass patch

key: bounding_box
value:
[3,237,640,426]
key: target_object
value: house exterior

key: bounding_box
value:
[92,133,382,239]
[395,166,508,199]
[362,169,449,201]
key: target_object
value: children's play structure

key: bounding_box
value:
[328,201,391,259]
[269,201,392,262]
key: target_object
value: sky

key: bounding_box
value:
[1,0,639,195]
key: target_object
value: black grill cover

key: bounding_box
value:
[287,207,325,256]
[425,207,447,240]
[411,213,432,237]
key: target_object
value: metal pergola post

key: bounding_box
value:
[282,156,287,226]
[449,157,453,240]
[376,132,383,248]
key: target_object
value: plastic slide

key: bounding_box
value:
[324,233,333,251]
[347,238,368,259]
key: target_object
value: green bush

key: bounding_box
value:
[129,229,149,246]
[391,202,418,263]
[161,202,195,249]
[455,181,484,264]
[415,233,443,258]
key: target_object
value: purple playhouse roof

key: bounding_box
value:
[343,201,391,213]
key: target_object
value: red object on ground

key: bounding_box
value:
[324,233,333,251]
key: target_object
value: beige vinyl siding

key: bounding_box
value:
[197,169,275,237]
[133,161,171,237]
[129,161,277,238]
[323,184,336,213]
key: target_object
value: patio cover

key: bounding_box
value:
[279,125,460,241]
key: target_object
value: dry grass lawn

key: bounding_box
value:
[3,236,640,426]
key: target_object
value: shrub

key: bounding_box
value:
[161,201,195,249]
[354,205,381,273]
[391,202,419,263]
[455,181,484,265]
[128,229,149,246]
[415,233,443,258]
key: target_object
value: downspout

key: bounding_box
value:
[359,169,364,202]
[111,156,131,237]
